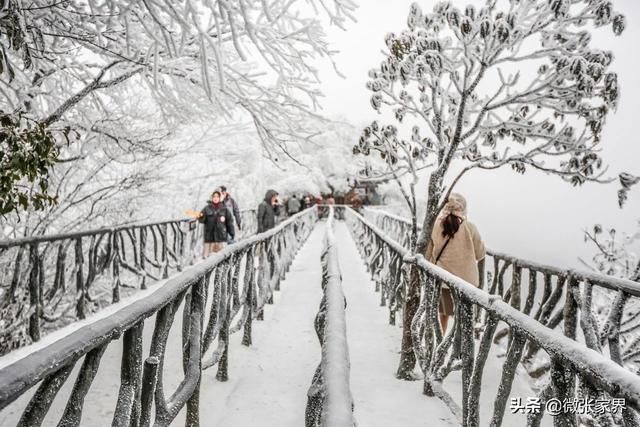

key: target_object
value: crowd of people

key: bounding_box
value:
[197,188,342,257]
[197,187,486,334]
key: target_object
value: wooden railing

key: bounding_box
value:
[306,206,355,427]
[0,210,257,355]
[348,207,640,426]
[0,207,315,426]
[362,207,640,376]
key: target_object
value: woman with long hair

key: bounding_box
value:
[198,191,235,257]
[426,193,486,333]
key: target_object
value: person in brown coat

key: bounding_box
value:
[426,193,486,333]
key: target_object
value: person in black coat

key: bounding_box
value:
[220,185,242,237]
[198,191,235,257]
[257,189,280,233]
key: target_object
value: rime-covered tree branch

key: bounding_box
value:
[353,0,637,379]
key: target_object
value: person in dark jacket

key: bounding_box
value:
[287,194,301,216]
[257,189,280,233]
[198,191,235,257]
[220,185,241,242]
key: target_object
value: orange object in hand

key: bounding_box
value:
[185,209,203,219]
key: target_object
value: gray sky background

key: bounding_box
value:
[315,0,640,269]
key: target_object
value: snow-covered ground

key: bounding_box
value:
[0,222,550,426]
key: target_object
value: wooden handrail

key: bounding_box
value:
[0,208,318,426]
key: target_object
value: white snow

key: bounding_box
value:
[0,221,554,426]
[321,213,354,426]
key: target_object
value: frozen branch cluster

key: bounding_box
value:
[0,0,356,231]
[351,2,636,378]
[359,0,625,179]
[354,0,636,247]
[585,221,640,281]
[3,0,356,148]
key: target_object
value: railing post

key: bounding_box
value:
[550,356,577,427]
[139,228,147,289]
[75,237,85,320]
[459,296,475,427]
[216,261,232,382]
[397,263,421,380]
[422,273,437,396]
[510,263,522,311]
[177,223,186,272]
[550,273,579,426]
[113,322,143,427]
[466,313,498,427]
[185,278,205,427]
[18,362,76,427]
[140,357,159,427]
[257,242,266,321]
[112,232,121,303]
[28,243,41,342]
[58,343,109,426]
[242,248,256,346]
[161,224,169,279]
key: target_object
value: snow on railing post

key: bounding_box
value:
[0,208,318,425]
[306,206,355,427]
[111,231,122,303]
[0,209,266,354]
[74,237,85,320]
[363,208,640,378]
[346,207,640,426]
[241,247,256,347]
[27,243,41,343]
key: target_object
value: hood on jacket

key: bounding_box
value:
[264,189,278,203]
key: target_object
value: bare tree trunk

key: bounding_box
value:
[396,171,443,379]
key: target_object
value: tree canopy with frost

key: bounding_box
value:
[583,221,640,281]
[0,0,356,218]
[354,0,634,378]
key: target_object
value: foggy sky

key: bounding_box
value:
[317,0,640,269]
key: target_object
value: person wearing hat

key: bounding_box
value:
[198,190,235,257]
[426,193,486,333]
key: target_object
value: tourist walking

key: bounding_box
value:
[287,194,301,216]
[257,189,281,233]
[198,191,235,257]
[220,185,241,242]
[426,193,486,333]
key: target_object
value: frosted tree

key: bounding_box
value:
[583,221,640,281]
[357,0,635,378]
[161,120,364,208]
[354,122,433,252]
[0,0,357,224]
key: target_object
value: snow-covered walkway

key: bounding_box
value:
[1,221,549,426]
[196,221,461,426]
[334,221,456,427]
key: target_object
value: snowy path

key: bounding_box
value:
[197,221,459,427]
[196,222,325,426]
[334,221,457,427]
[1,221,550,426]
[335,220,551,427]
